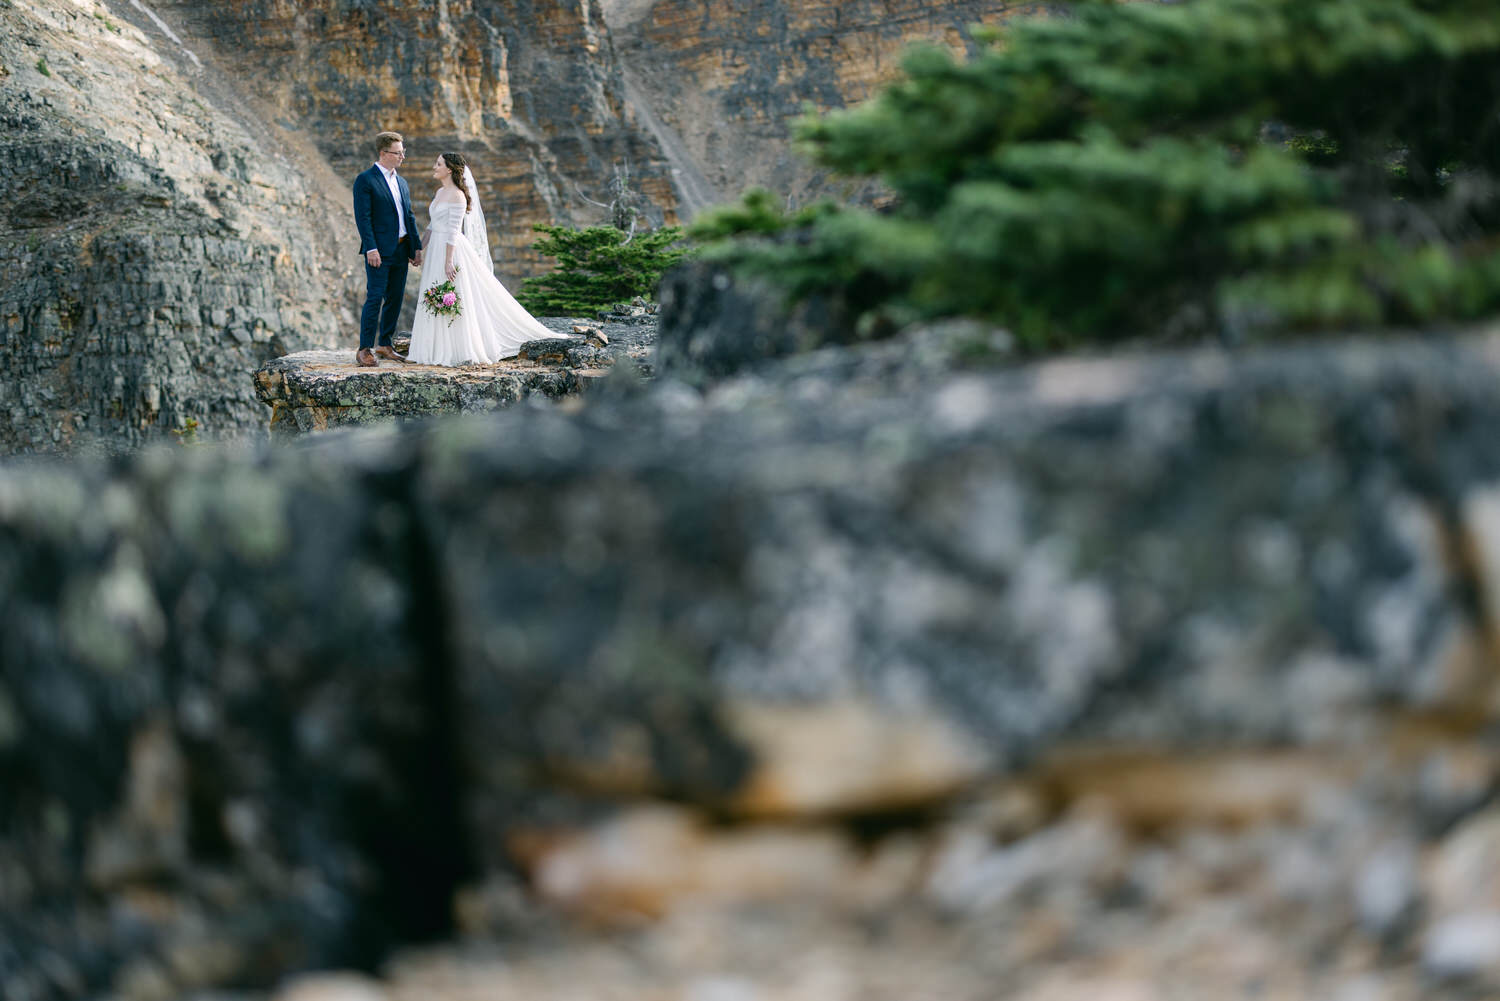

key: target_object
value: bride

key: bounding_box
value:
[407,152,562,366]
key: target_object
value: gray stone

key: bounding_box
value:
[8,318,1500,995]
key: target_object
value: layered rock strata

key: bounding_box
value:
[0,0,354,455]
[9,323,1500,996]
[605,0,1045,208]
[253,318,654,436]
[149,0,682,278]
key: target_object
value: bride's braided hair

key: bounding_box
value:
[441,153,472,213]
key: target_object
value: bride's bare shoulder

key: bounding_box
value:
[434,189,466,204]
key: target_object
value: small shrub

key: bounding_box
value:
[517,224,688,317]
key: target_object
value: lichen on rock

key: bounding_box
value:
[9,318,1500,997]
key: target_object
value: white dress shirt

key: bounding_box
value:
[376,162,407,240]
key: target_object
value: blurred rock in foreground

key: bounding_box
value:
[8,323,1500,998]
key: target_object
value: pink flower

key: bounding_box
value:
[442,292,456,306]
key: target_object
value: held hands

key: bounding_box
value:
[367,249,424,266]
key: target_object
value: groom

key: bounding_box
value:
[352,130,423,366]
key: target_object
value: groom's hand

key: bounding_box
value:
[365,249,381,268]
[412,249,423,266]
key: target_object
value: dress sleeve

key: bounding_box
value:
[430,202,463,248]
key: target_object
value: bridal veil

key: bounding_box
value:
[460,166,493,274]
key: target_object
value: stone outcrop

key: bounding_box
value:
[10,320,1500,997]
[253,318,653,437]
[0,0,352,455]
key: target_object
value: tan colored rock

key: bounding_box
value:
[1039,748,1351,831]
[1458,486,1500,712]
[609,0,1035,209]
[1015,977,1157,1001]
[526,805,870,922]
[1407,741,1500,826]
[1426,807,1500,919]
[1419,807,1500,984]
[963,780,1051,841]
[726,699,989,818]
[273,973,390,1001]
[1461,485,1500,633]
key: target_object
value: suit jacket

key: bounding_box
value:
[353,164,422,259]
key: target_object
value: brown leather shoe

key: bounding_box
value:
[373,345,407,363]
[355,348,378,367]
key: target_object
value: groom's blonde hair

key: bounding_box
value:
[375,131,403,155]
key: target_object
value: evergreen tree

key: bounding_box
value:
[692,0,1500,348]
[516,224,688,316]
[516,164,688,316]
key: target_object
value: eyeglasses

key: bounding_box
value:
[383,149,406,158]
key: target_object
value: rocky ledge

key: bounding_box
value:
[253,316,654,436]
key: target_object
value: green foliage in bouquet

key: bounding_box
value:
[692,0,1500,348]
[516,224,689,316]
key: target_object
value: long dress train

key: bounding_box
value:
[408,195,556,365]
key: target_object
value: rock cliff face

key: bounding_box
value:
[151,0,683,280]
[0,0,353,455]
[605,0,1044,208]
[9,323,1500,997]
[141,0,1040,273]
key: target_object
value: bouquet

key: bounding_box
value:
[422,268,461,325]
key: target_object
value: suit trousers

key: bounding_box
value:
[360,237,413,350]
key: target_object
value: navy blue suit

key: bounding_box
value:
[353,164,423,350]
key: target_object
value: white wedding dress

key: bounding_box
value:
[407,189,557,366]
